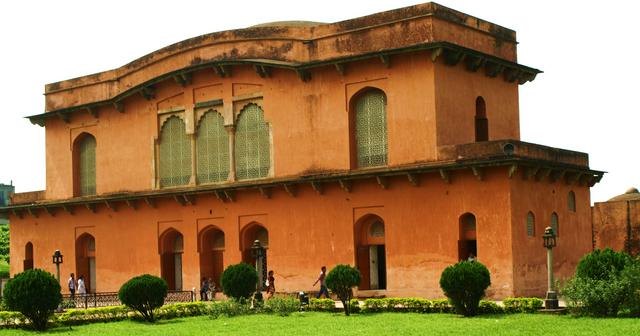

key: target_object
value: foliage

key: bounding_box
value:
[117,274,168,322]
[502,298,544,313]
[263,296,300,316]
[477,300,503,314]
[306,298,335,312]
[325,264,361,316]
[0,224,9,264]
[209,299,254,319]
[2,269,61,330]
[575,248,631,280]
[562,250,640,317]
[439,261,491,317]
[220,263,258,300]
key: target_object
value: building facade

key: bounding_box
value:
[0,182,14,225]
[592,188,640,257]
[1,3,602,298]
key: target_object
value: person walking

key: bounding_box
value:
[313,266,330,298]
[68,273,76,299]
[208,277,216,300]
[200,277,209,301]
[265,270,275,299]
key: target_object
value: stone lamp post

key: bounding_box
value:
[542,227,558,309]
[251,240,265,302]
[52,250,63,284]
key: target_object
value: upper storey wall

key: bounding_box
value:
[41,2,521,112]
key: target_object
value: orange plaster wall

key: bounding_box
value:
[12,168,520,298]
[509,177,592,297]
[592,200,640,255]
[44,52,442,199]
[433,61,520,148]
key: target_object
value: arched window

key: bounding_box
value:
[353,90,388,168]
[475,96,488,142]
[196,111,229,183]
[526,212,535,237]
[159,116,191,187]
[74,133,96,196]
[551,212,559,237]
[235,104,270,180]
[458,213,477,260]
[568,191,576,212]
[24,242,33,271]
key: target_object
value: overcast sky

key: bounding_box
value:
[0,0,638,203]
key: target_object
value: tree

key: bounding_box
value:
[325,264,361,316]
[3,269,62,330]
[221,263,258,301]
[439,261,491,317]
[118,274,168,322]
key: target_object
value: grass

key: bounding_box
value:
[0,312,639,335]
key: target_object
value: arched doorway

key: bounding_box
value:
[75,234,96,293]
[241,223,268,290]
[160,229,184,290]
[355,215,387,290]
[199,226,225,288]
[24,242,33,271]
[458,213,477,260]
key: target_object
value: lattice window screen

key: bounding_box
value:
[159,116,192,187]
[526,212,535,237]
[356,91,388,168]
[235,104,270,180]
[196,111,229,183]
[79,135,96,196]
[551,213,559,237]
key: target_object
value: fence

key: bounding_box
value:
[61,290,194,309]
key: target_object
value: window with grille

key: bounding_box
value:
[196,111,229,183]
[526,212,535,237]
[235,104,270,180]
[568,191,576,212]
[355,90,388,168]
[78,135,96,196]
[159,116,192,187]
[551,212,559,237]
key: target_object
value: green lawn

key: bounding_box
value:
[0,313,638,336]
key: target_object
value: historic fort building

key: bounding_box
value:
[1,3,604,298]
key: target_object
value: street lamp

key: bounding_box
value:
[542,226,558,309]
[52,250,63,284]
[251,240,264,302]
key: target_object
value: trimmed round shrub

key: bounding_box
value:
[576,248,631,280]
[3,269,62,330]
[118,274,168,322]
[221,263,258,301]
[439,261,491,317]
[563,249,639,317]
[325,264,361,316]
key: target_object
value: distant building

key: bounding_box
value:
[0,182,14,224]
[592,188,640,257]
[1,3,603,298]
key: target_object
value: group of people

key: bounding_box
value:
[199,277,217,301]
[67,273,87,299]
[236,266,330,301]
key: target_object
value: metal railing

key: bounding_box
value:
[61,290,194,309]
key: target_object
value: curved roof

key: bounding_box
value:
[608,187,640,202]
[250,21,326,28]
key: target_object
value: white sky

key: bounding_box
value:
[0,0,638,203]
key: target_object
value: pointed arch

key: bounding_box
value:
[349,88,388,168]
[354,214,387,290]
[159,228,184,290]
[235,104,270,180]
[199,225,225,287]
[459,213,477,260]
[475,96,488,142]
[196,110,230,183]
[159,116,191,187]
[240,222,269,288]
[73,132,96,196]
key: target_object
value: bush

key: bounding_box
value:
[562,250,640,317]
[325,264,361,316]
[118,274,168,322]
[263,296,300,316]
[439,261,491,317]
[502,298,543,313]
[2,269,61,330]
[478,300,503,314]
[0,270,9,279]
[209,299,253,318]
[220,263,258,301]
[306,298,335,312]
